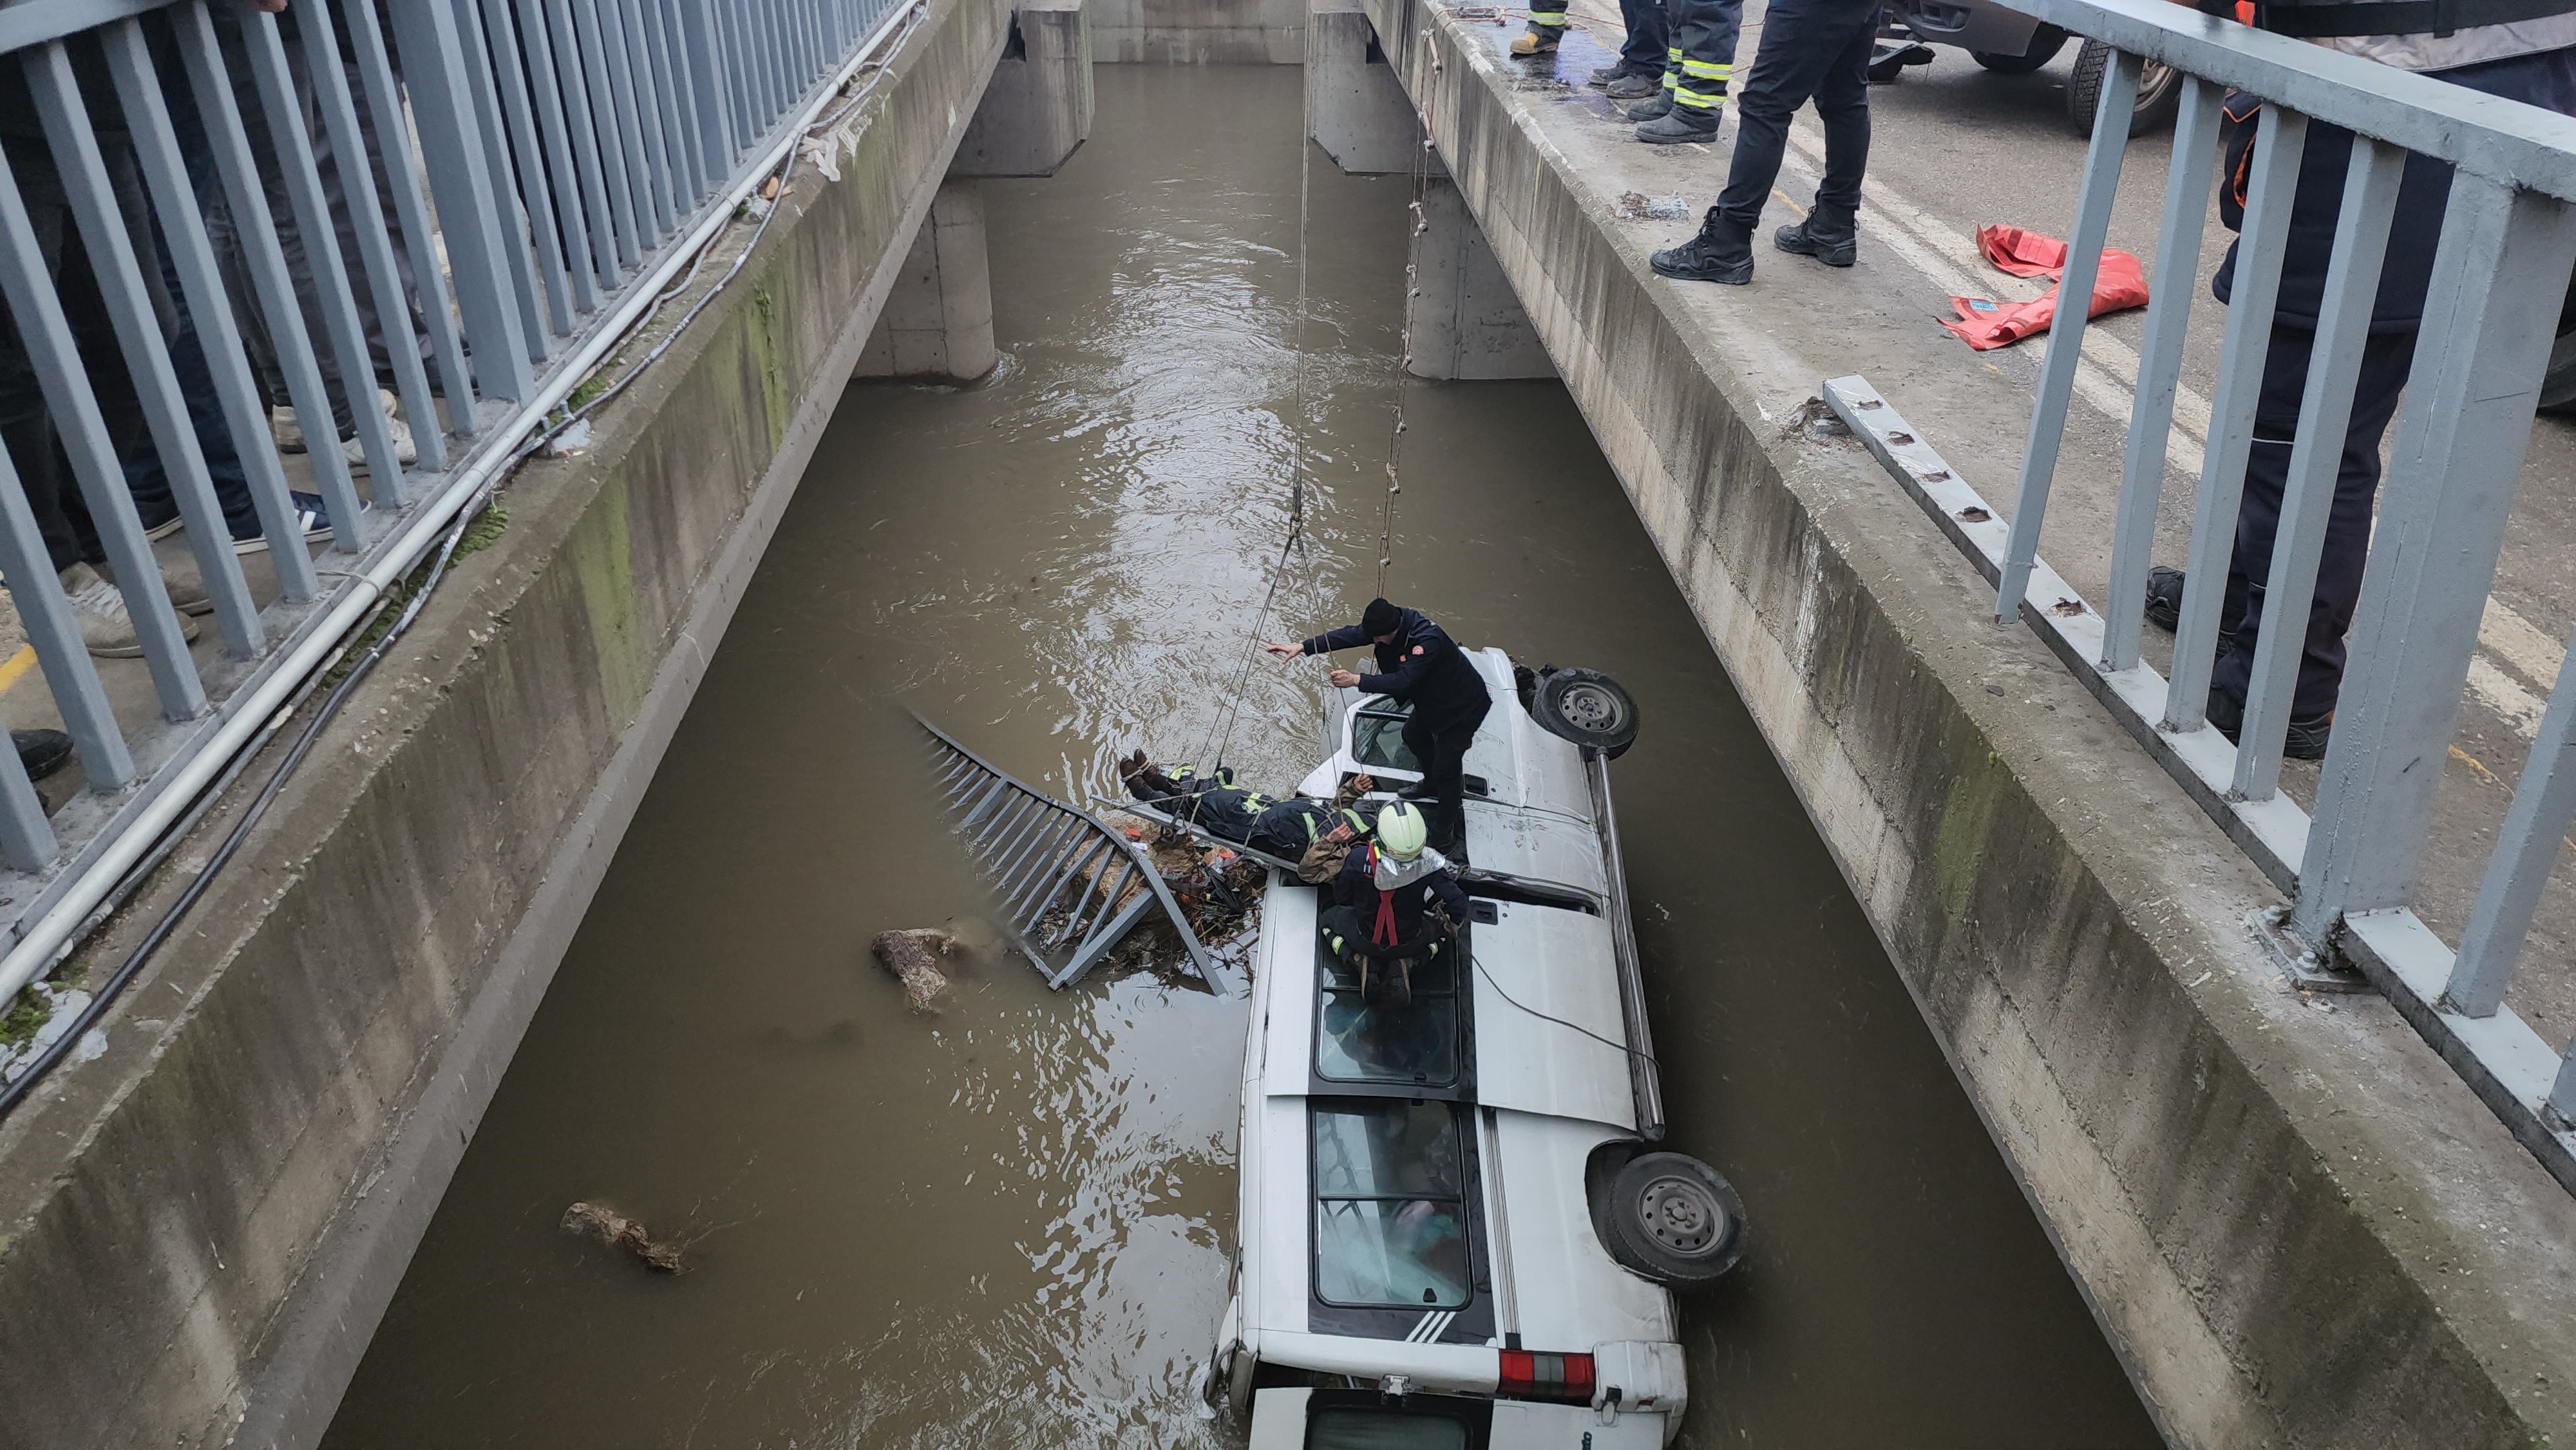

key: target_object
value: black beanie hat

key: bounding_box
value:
[1361,597,1402,638]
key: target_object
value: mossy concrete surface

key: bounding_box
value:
[1359,1,2576,1445]
[0,0,1009,1445]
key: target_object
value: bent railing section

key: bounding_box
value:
[0,0,910,1012]
[1836,0,2576,1189]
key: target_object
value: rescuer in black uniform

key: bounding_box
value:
[1269,598,1492,855]
[2139,0,2576,758]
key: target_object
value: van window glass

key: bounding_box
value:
[1318,941,1459,1088]
[1312,1101,1472,1308]
[1351,709,1421,773]
[1307,1408,1471,1450]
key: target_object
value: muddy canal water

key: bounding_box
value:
[325,66,2161,1449]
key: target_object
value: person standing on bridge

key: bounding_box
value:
[1268,598,1492,856]
[1621,0,1743,145]
[1536,0,1743,146]
[2140,3,2576,758]
[1647,0,1878,283]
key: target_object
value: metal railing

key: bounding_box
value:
[0,0,909,1013]
[1825,0,2576,1191]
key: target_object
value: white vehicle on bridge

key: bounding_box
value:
[1203,649,1747,1447]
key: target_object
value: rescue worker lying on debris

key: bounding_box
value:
[1117,750,1379,863]
[1318,802,1472,1011]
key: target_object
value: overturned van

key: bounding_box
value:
[1203,650,1747,1447]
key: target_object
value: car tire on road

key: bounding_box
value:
[1600,1151,1748,1288]
[2067,39,2182,138]
[1530,667,1641,760]
[1970,26,2067,73]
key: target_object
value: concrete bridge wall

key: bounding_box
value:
[1347,1,2576,1446]
[0,1,1014,1445]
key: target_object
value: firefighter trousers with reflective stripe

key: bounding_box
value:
[1664,0,1742,111]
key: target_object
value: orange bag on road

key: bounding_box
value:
[1941,223,2150,351]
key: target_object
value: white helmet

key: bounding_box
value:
[1376,801,1428,862]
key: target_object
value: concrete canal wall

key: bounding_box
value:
[1346,3,2576,1447]
[0,1,1023,1445]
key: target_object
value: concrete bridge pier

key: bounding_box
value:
[1306,0,1415,174]
[954,0,1095,177]
[1407,178,1555,381]
[862,0,1093,384]
[855,180,1001,383]
[1306,0,1552,381]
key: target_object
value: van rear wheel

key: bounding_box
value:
[1601,1151,1747,1287]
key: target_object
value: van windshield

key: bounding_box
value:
[1311,1100,1472,1308]
[1350,707,1421,774]
[1307,1407,1471,1449]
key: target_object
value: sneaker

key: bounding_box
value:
[1605,71,1662,100]
[2204,688,2333,761]
[1651,211,1755,285]
[1509,24,1560,55]
[232,493,337,555]
[281,390,418,468]
[155,558,215,617]
[59,562,200,659]
[343,397,418,471]
[13,728,71,784]
[1636,107,1720,144]
[1626,91,1673,122]
[140,509,184,542]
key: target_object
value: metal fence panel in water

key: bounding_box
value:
[0,0,905,1010]
[1832,0,2576,1191]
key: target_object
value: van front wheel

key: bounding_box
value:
[1601,1152,1747,1287]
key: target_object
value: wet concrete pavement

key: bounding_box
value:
[323,64,2161,1448]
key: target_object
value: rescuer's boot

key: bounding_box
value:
[1589,59,1652,88]
[1510,18,1562,54]
[1626,90,1673,122]
[2204,687,2333,761]
[1774,200,1859,267]
[2142,565,2239,652]
[1636,104,1720,144]
[1651,210,1755,285]
[1605,68,1663,100]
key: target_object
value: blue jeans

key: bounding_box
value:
[1712,0,1875,227]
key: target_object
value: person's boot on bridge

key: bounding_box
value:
[1650,0,1875,284]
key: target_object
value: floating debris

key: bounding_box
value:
[873,928,961,1013]
[561,1201,687,1272]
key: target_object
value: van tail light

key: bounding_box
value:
[1497,1349,1595,1404]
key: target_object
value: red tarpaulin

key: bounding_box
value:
[1941,224,2150,351]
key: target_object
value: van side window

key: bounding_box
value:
[1311,1100,1472,1309]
